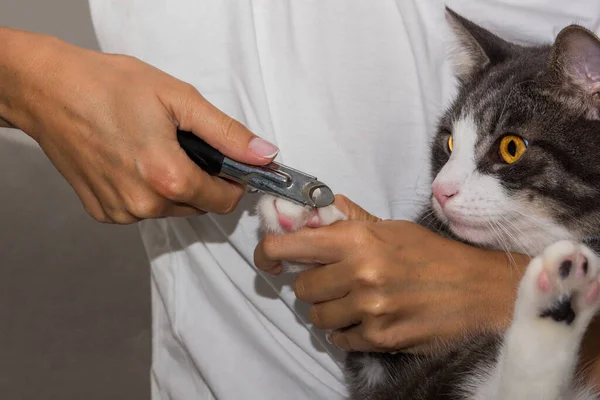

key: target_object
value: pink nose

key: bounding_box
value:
[432,182,459,208]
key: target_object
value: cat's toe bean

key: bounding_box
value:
[257,195,315,233]
[257,194,347,234]
[531,240,600,324]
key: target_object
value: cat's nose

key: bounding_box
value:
[432,182,459,208]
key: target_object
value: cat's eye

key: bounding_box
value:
[499,135,528,164]
[447,135,453,152]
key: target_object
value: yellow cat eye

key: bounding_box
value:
[499,135,528,164]
[448,135,453,152]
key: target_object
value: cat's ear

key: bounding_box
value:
[445,7,515,81]
[548,25,600,102]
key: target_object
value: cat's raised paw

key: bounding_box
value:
[256,194,347,273]
[523,240,600,325]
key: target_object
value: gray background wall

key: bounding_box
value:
[0,1,150,399]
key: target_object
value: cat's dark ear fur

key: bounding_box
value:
[445,7,516,82]
[545,25,600,119]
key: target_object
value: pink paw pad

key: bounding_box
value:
[536,245,600,324]
[585,280,600,305]
[556,254,588,281]
[537,269,551,293]
[277,214,295,232]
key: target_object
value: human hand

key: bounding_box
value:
[0,28,279,223]
[254,196,529,353]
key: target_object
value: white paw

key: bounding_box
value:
[521,240,600,325]
[256,194,347,273]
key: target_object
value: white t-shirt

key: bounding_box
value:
[89,1,600,399]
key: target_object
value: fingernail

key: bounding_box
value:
[249,137,279,159]
[325,330,333,344]
[267,265,282,276]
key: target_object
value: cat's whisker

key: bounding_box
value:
[500,211,561,252]
[509,209,564,235]
[495,219,521,250]
[497,215,531,258]
[488,219,518,269]
[503,209,553,232]
[414,207,454,238]
[483,218,512,264]
[416,210,436,225]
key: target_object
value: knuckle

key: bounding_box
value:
[88,211,111,224]
[309,306,325,328]
[218,115,250,150]
[108,54,141,74]
[354,264,385,288]
[361,295,389,317]
[261,234,281,259]
[253,248,275,271]
[180,83,203,113]
[162,177,189,200]
[349,222,373,249]
[112,53,137,64]
[213,194,241,215]
[96,202,124,223]
[361,328,389,349]
[180,82,201,101]
[82,205,107,223]
[151,166,191,201]
[107,210,137,225]
[330,331,348,351]
[293,277,307,301]
[219,114,237,140]
[338,335,353,352]
[126,195,165,219]
[182,82,199,94]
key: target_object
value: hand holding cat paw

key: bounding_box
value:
[0,29,278,224]
[255,210,530,353]
[255,194,379,273]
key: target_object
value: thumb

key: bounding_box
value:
[171,86,279,165]
[333,194,381,222]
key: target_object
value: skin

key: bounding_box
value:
[0,27,279,223]
[254,195,600,388]
[4,22,600,391]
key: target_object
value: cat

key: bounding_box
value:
[257,8,600,400]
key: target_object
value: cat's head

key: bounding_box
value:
[430,8,600,254]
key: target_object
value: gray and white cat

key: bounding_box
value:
[257,8,600,400]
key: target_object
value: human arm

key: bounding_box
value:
[0,26,279,222]
[254,196,600,388]
[255,198,527,353]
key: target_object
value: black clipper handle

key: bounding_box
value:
[176,130,225,176]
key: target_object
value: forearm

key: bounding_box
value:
[475,249,529,332]
[0,27,70,135]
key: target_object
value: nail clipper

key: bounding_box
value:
[176,130,335,208]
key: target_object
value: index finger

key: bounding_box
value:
[294,262,352,303]
[166,83,279,165]
[254,221,364,270]
[145,141,246,214]
[179,158,246,214]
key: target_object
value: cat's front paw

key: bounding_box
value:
[256,194,346,272]
[519,240,600,327]
[257,195,319,234]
